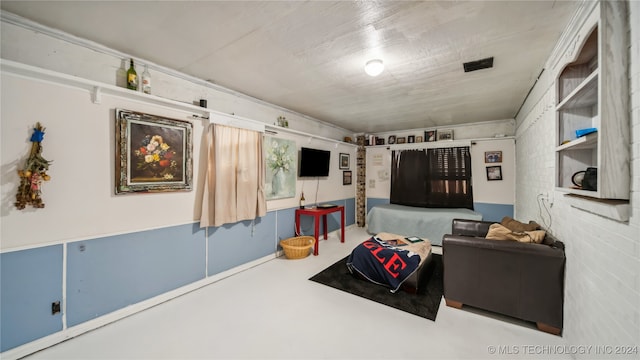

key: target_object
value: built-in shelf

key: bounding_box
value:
[556,70,598,110]
[555,131,598,151]
[564,194,630,222]
[554,1,629,201]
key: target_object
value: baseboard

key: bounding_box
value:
[1,253,278,360]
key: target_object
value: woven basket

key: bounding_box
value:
[280,236,315,259]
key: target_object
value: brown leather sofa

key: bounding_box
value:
[442,219,565,335]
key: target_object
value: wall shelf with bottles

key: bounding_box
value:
[1,59,211,119]
[554,1,629,201]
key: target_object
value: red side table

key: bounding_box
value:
[295,206,345,256]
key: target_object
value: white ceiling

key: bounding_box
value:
[1,1,580,133]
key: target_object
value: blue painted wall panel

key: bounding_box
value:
[208,212,276,275]
[66,223,206,327]
[473,202,514,222]
[345,198,356,226]
[276,207,297,242]
[366,197,390,215]
[1,245,63,352]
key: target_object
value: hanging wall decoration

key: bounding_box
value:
[15,122,52,209]
[264,136,296,200]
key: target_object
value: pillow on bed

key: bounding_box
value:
[485,223,546,244]
[500,216,540,232]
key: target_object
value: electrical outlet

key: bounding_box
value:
[52,301,61,315]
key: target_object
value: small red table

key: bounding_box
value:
[295,206,345,256]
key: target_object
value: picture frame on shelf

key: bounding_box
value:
[375,137,385,145]
[339,153,350,169]
[438,129,454,141]
[396,136,406,144]
[408,135,415,143]
[343,170,352,185]
[425,130,437,142]
[484,151,503,163]
[115,109,193,194]
[486,166,503,181]
[416,136,423,142]
[388,135,396,144]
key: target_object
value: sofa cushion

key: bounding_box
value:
[500,216,540,232]
[485,223,546,244]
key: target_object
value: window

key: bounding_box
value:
[390,147,473,209]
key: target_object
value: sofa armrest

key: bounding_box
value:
[451,219,494,237]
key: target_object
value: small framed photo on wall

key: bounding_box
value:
[486,166,503,181]
[388,135,396,144]
[484,151,503,163]
[425,130,437,142]
[339,153,350,169]
[437,129,454,141]
[343,170,352,185]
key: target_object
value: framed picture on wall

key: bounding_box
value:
[343,170,352,185]
[339,153,350,169]
[484,151,503,163]
[115,109,193,194]
[396,136,406,144]
[486,166,503,181]
[416,136,423,142]
[408,135,415,143]
[388,135,396,144]
[425,130,437,142]
[438,129,454,141]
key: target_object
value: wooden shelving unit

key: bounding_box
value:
[554,1,629,202]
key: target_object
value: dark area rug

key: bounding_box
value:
[309,254,443,321]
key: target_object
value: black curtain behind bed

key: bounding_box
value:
[390,147,473,209]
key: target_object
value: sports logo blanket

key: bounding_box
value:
[346,236,422,292]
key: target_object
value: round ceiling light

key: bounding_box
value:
[364,59,384,77]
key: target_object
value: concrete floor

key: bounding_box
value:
[26,226,569,359]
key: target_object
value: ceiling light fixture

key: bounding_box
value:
[364,59,384,77]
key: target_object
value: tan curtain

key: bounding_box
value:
[200,124,266,227]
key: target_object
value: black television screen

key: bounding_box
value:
[299,147,330,177]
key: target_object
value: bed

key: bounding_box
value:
[366,204,483,246]
[346,233,432,294]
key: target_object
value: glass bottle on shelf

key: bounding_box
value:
[126,59,138,90]
[141,65,151,94]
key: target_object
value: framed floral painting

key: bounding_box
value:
[264,136,297,200]
[115,109,193,194]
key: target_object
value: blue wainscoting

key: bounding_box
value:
[1,198,355,353]
[0,245,63,352]
[207,212,276,275]
[66,223,206,327]
[366,198,390,215]
[472,202,514,222]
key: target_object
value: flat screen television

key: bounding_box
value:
[299,147,330,177]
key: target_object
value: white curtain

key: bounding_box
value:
[200,124,266,227]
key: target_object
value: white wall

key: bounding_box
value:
[515,0,639,349]
[364,124,516,207]
[0,19,355,252]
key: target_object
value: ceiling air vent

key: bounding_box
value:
[463,57,494,72]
